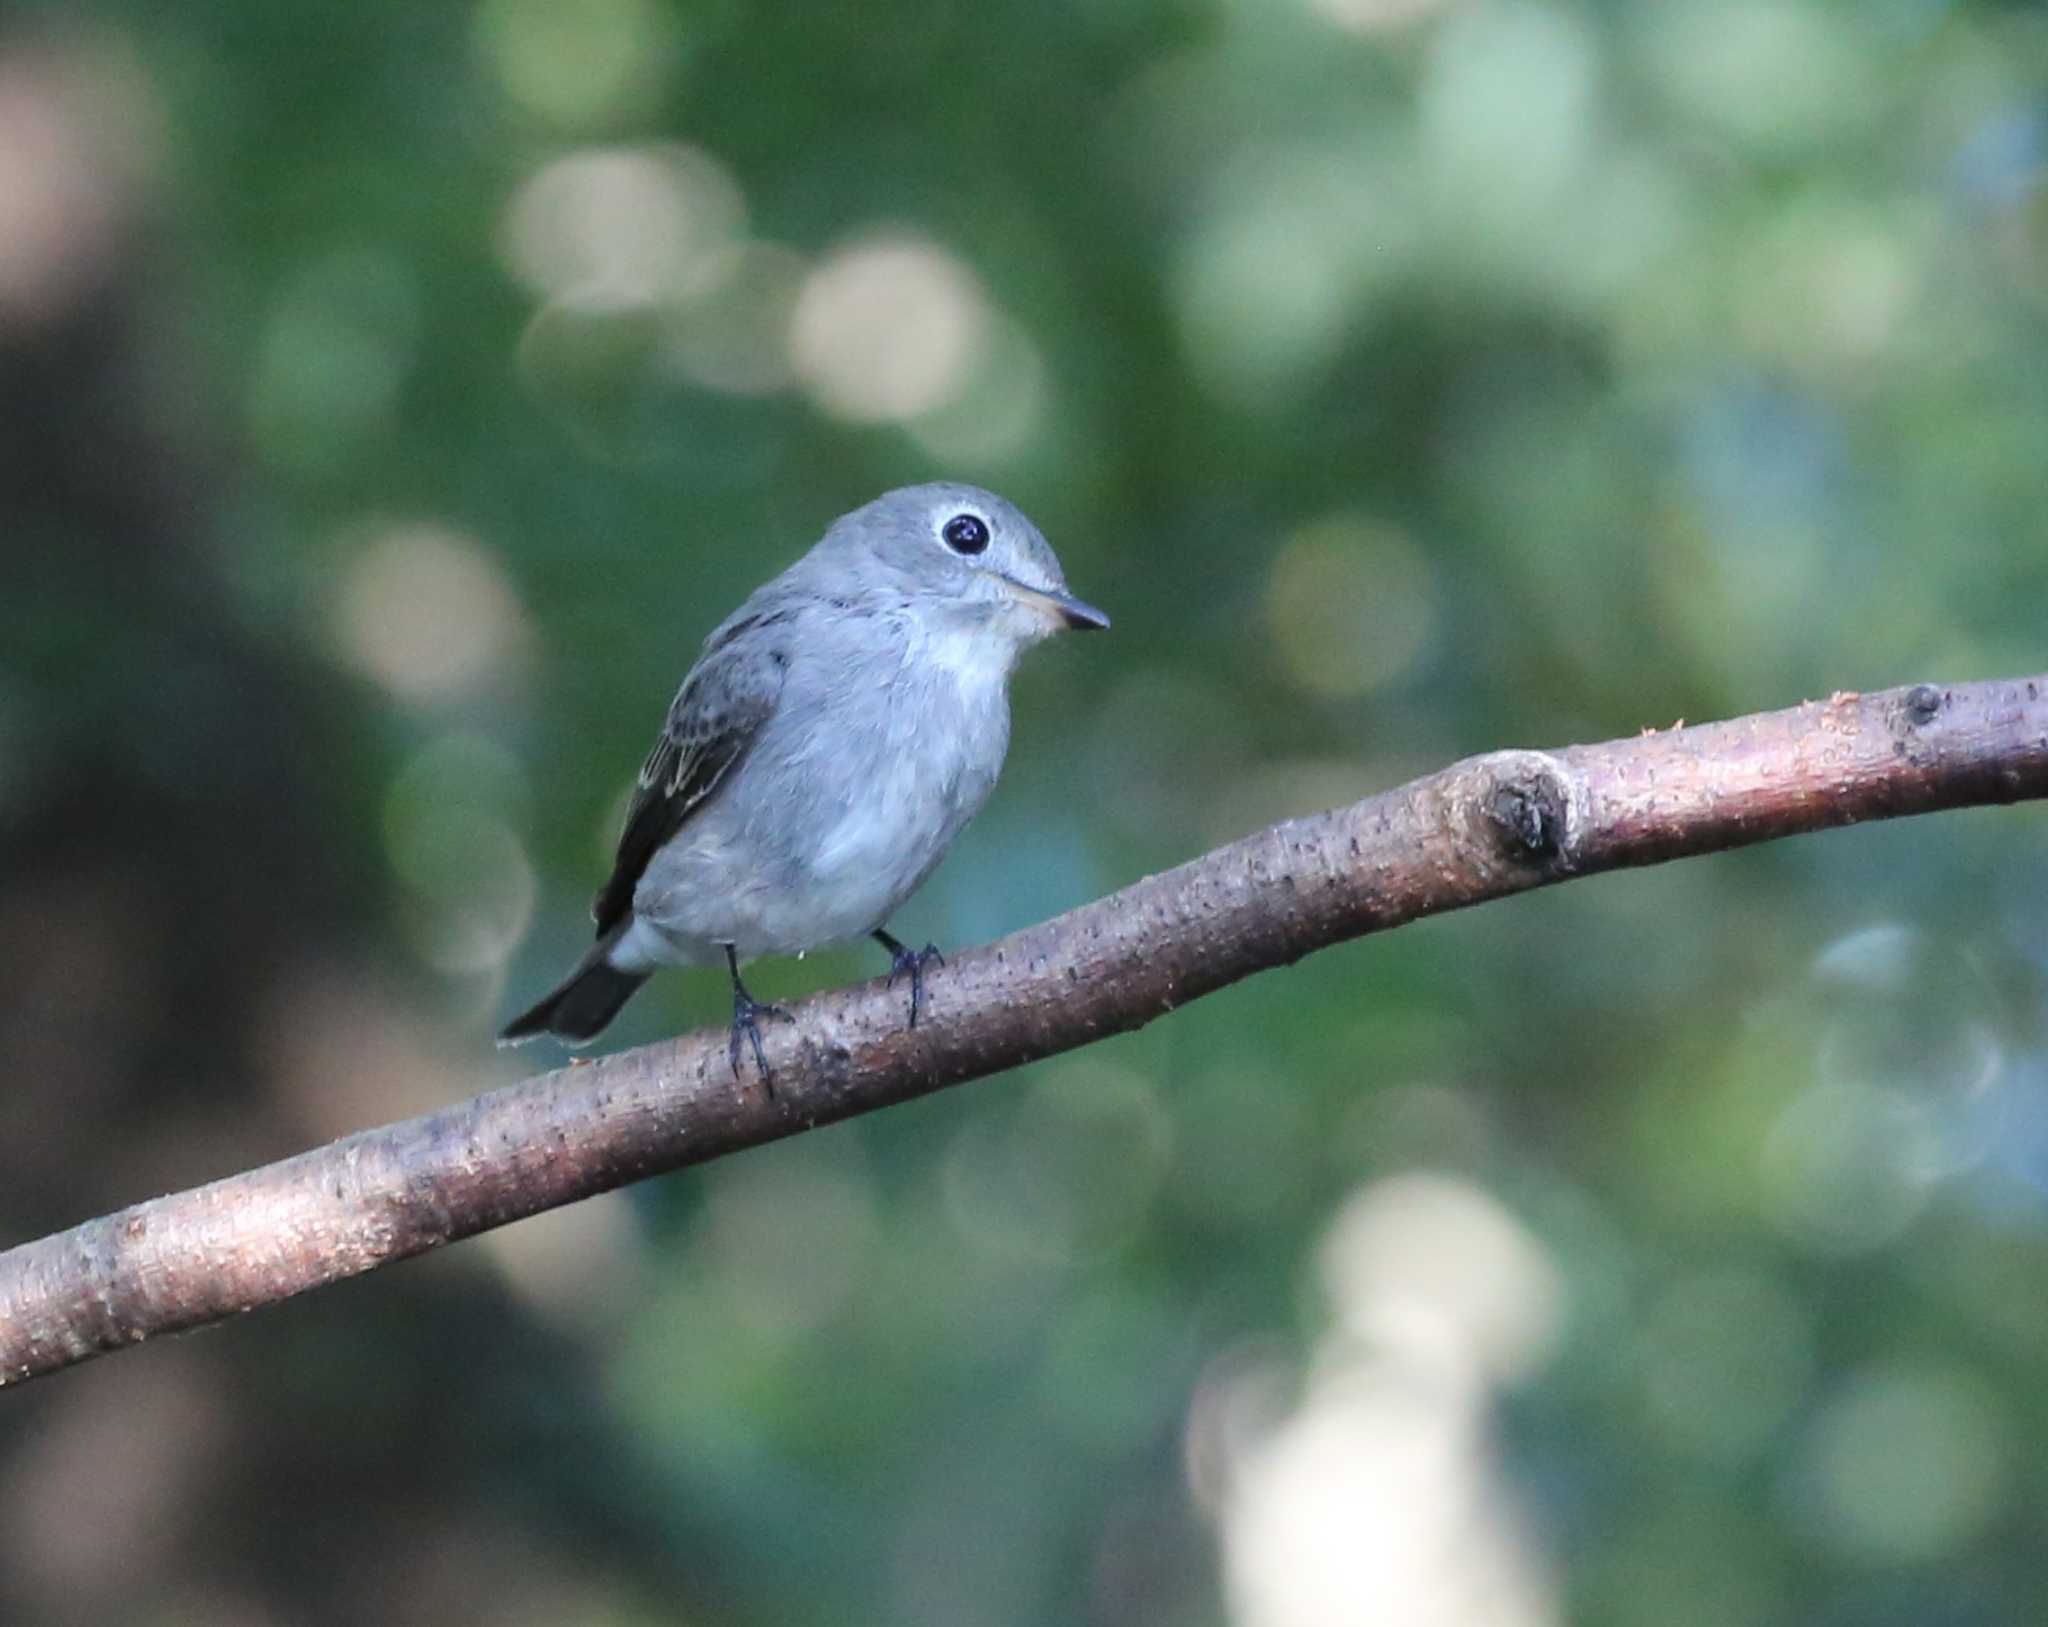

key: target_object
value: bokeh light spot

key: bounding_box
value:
[1636,1267,1815,1465]
[1221,1366,1560,1627]
[1420,1,1598,241]
[501,144,745,311]
[1319,1173,1564,1385]
[474,0,677,128]
[1265,513,1437,699]
[1796,1362,2008,1562]
[334,523,532,702]
[1760,1079,1935,1255]
[1732,204,1921,374]
[1642,0,1876,153]
[0,47,155,327]
[1812,924,2005,1133]
[906,312,1049,467]
[1175,206,1350,405]
[248,246,421,475]
[1209,1178,1563,1627]
[383,735,537,972]
[788,234,991,422]
[1171,142,1404,407]
[1305,0,1455,37]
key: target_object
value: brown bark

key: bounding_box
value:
[3,674,2044,1387]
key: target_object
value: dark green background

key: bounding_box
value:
[4,1,2047,1622]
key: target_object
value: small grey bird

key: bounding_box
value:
[500,482,1107,1076]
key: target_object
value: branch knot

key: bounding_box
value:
[1472,750,1579,869]
[1901,684,1945,727]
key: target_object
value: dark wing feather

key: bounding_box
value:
[590,621,789,935]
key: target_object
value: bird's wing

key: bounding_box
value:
[590,614,791,936]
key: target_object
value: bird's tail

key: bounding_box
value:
[498,933,650,1047]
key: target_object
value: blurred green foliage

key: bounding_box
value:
[4,0,2048,1622]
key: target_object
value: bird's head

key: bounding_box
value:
[825,482,1109,648]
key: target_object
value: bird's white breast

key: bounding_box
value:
[626,606,1018,964]
[808,616,1010,891]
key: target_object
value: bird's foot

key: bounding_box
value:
[721,946,790,1089]
[877,932,945,1029]
[728,989,792,1089]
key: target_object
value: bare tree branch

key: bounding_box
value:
[3,674,2044,1387]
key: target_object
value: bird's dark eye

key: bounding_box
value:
[941,513,990,555]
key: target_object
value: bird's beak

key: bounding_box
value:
[998,575,1111,632]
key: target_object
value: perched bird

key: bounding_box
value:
[500,482,1108,1078]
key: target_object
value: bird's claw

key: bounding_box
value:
[728,992,791,1090]
[885,941,945,1029]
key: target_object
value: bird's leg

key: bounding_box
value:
[873,929,945,1029]
[723,944,790,1088]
